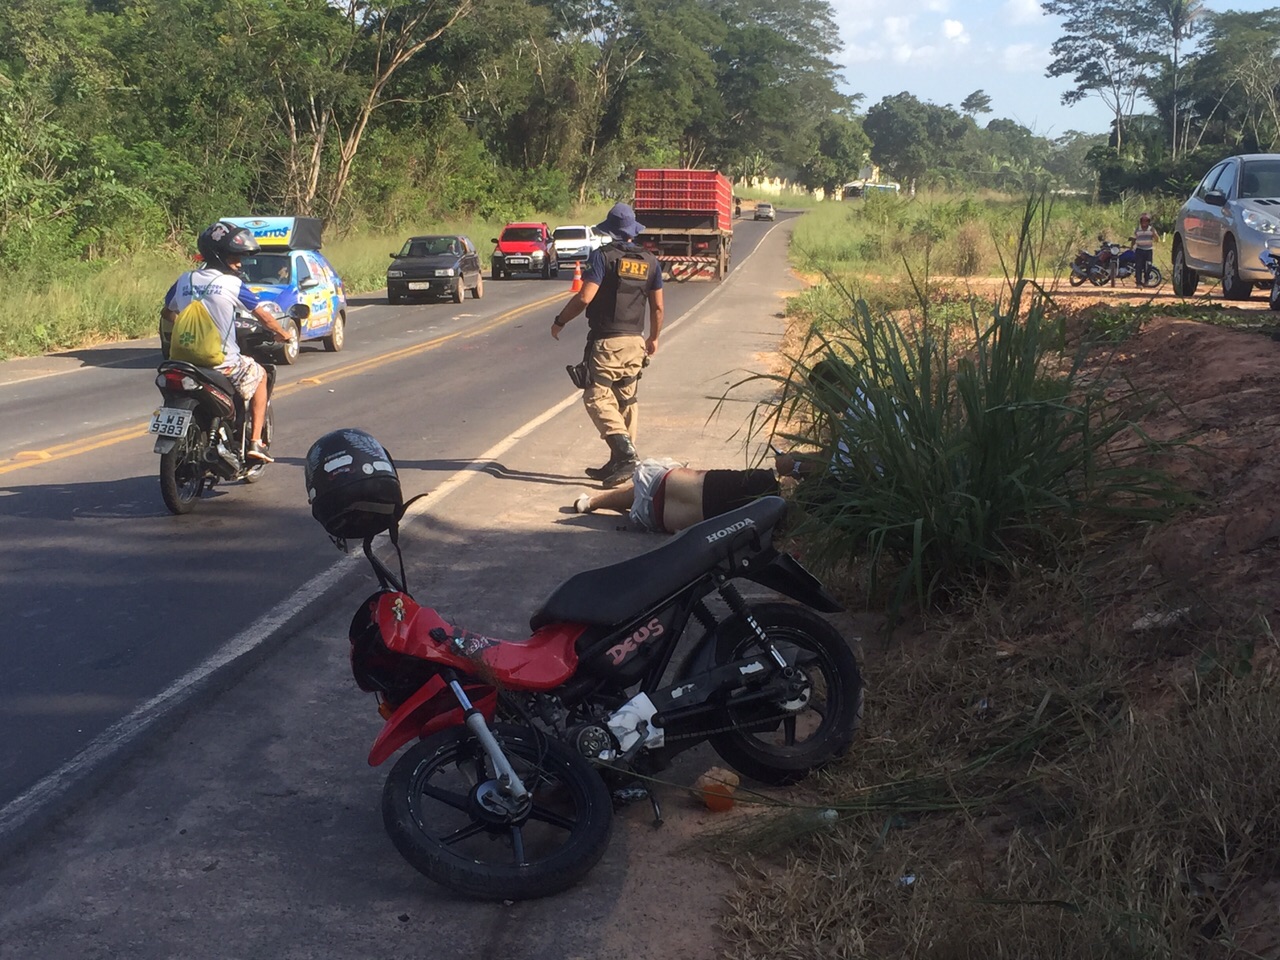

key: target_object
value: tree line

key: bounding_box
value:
[1,0,1276,277]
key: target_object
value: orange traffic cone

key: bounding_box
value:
[571,260,583,293]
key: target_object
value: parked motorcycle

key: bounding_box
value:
[1261,251,1280,311]
[149,301,306,514]
[304,428,863,902]
[1068,235,1163,288]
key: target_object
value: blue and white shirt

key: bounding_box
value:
[164,268,262,366]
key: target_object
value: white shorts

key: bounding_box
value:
[216,354,266,400]
[628,458,683,532]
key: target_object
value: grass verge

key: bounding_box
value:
[714,192,1278,959]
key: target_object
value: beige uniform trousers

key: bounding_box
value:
[584,335,645,441]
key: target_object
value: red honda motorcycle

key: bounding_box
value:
[308,431,862,902]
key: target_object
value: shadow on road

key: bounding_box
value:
[0,473,237,521]
[393,458,585,488]
[54,347,160,371]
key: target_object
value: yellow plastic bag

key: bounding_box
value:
[169,299,224,367]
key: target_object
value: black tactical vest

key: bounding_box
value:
[586,243,659,340]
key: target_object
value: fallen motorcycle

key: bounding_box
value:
[150,301,305,514]
[304,428,863,901]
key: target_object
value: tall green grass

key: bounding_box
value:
[747,194,1188,613]
[788,189,1175,284]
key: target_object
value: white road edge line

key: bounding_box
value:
[0,220,779,840]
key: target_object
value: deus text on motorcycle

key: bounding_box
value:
[150,301,307,514]
[305,428,864,902]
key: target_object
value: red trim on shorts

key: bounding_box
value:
[653,470,670,532]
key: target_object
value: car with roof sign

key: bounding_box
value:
[160,216,347,363]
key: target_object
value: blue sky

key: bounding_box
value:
[830,0,1276,138]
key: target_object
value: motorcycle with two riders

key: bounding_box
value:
[150,300,307,514]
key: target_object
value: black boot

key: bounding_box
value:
[599,434,638,488]
[585,434,636,481]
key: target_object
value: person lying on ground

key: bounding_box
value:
[571,453,834,534]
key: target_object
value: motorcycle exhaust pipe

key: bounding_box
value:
[205,443,242,479]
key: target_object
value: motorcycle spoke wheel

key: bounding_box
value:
[159,422,207,515]
[1068,273,1086,287]
[710,602,863,786]
[382,724,611,901]
[243,405,272,483]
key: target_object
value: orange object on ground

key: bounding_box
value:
[571,260,583,293]
[692,766,740,812]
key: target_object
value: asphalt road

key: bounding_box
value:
[0,214,845,960]
[0,219,778,832]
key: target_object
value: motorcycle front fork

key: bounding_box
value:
[445,673,529,803]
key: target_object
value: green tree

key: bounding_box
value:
[1042,0,1156,151]
[1146,0,1206,158]
[798,113,869,193]
[960,89,993,116]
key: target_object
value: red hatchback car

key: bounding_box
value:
[490,222,560,280]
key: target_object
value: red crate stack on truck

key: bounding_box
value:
[632,169,734,281]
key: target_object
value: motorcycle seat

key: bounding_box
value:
[159,360,238,398]
[529,495,788,630]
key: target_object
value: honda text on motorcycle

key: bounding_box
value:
[304,428,863,901]
[150,301,307,514]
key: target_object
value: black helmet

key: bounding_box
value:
[197,221,260,275]
[304,429,404,541]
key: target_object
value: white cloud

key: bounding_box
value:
[1001,42,1048,73]
[1002,0,1044,25]
[943,19,970,44]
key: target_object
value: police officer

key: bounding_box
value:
[552,202,664,488]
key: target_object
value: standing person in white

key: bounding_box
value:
[1133,212,1160,287]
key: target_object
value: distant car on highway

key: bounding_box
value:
[754,202,776,221]
[386,235,483,304]
[551,225,603,264]
[491,222,560,280]
[1171,153,1280,299]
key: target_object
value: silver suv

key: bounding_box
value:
[1172,154,1280,299]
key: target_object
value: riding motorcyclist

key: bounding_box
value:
[161,222,293,462]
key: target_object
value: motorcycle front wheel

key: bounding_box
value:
[382,724,612,901]
[159,421,208,515]
[710,603,863,785]
[1140,267,1164,288]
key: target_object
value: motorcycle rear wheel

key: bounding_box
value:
[159,422,207,515]
[1068,272,1086,287]
[243,404,273,483]
[382,724,612,901]
[709,603,863,785]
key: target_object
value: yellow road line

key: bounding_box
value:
[0,293,563,477]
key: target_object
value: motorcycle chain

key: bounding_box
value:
[662,708,797,742]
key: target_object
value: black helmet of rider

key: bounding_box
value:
[197,221,261,275]
[304,428,404,541]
